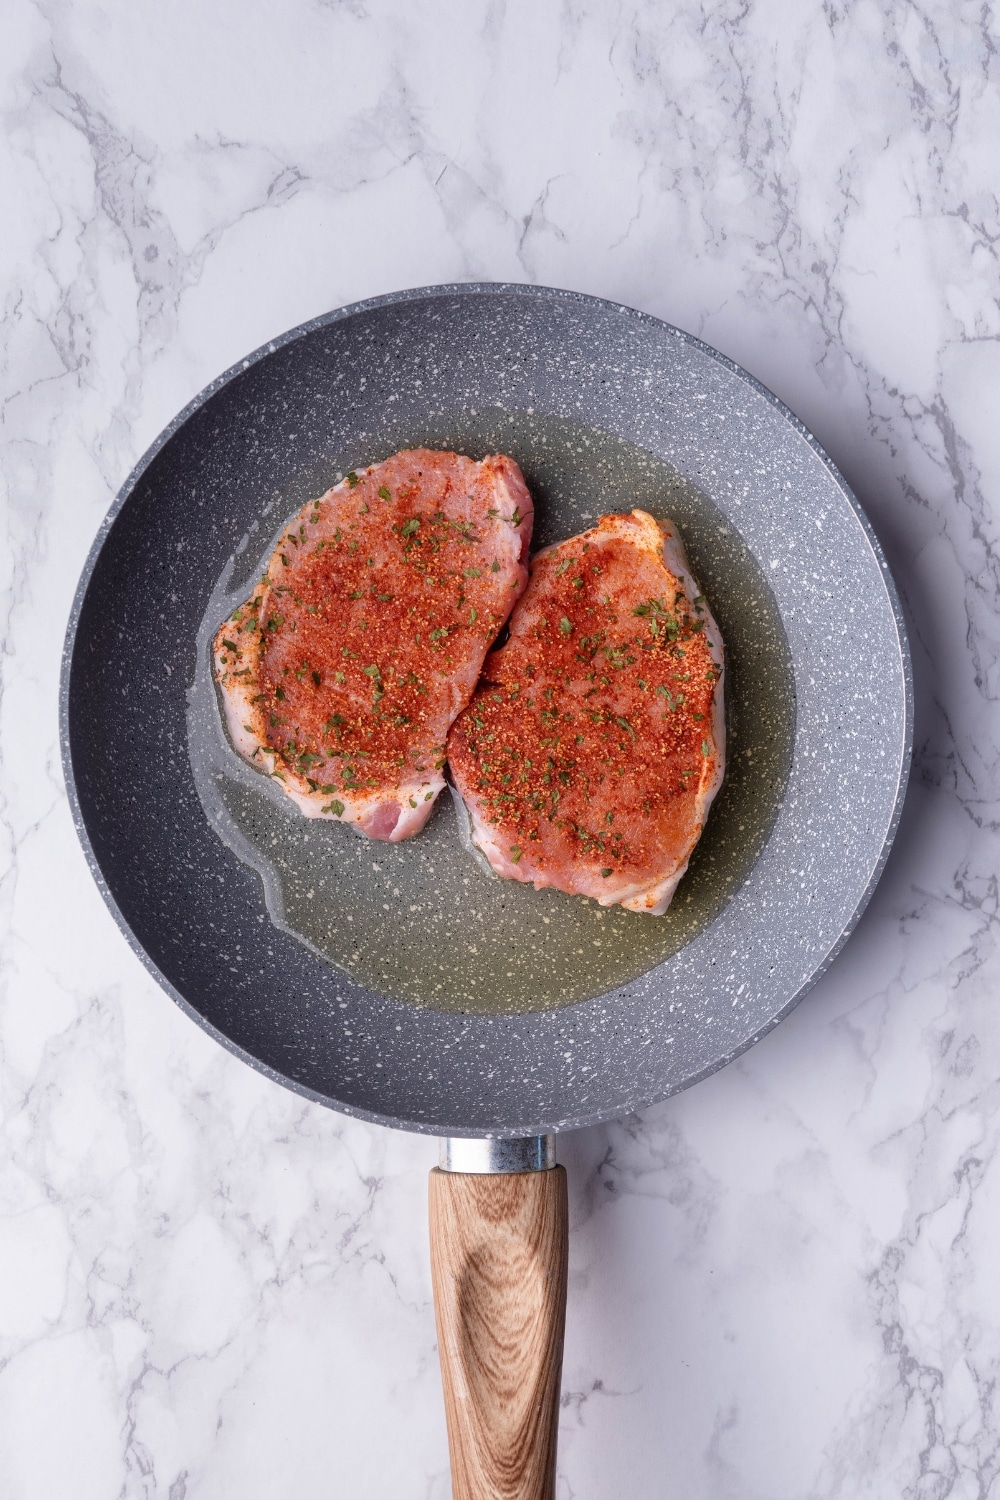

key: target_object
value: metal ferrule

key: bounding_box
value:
[439,1135,557,1174]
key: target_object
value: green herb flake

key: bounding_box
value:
[346,471,359,488]
[559,617,572,636]
[323,799,346,817]
[312,670,321,687]
[401,517,420,538]
[377,485,391,501]
[509,846,523,863]
[222,638,239,652]
[600,868,612,878]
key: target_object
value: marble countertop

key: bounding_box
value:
[3,2,998,1495]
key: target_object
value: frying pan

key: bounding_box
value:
[61,284,911,1498]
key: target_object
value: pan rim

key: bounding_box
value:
[60,282,913,1137]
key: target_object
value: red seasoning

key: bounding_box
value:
[447,510,725,914]
[214,449,533,841]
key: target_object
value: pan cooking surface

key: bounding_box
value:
[63,285,910,1134]
[189,412,793,1015]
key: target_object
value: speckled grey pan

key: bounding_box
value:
[60,284,911,1137]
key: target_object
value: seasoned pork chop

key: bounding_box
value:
[447,510,724,913]
[214,449,533,841]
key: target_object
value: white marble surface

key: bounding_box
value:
[3,1,999,1495]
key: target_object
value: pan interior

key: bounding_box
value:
[188,409,795,1016]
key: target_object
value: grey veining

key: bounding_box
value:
[3,2,999,1497]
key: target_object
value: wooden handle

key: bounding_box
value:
[429,1166,568,1500]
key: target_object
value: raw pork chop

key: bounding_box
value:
[447,510,724,913]
[214,449,533,842]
